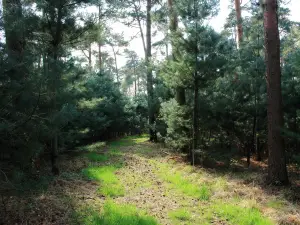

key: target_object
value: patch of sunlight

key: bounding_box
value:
[78,98,103,110]
[79,142,106,152]
[79,128,90,134]
[77,201,159,225]
[85,152,109,162]
[169,208,192,222]
[213,177,229,192]
[82,165,124,197]
[212,202,274,225]
[155,162,211,200]
[108,134,149,148]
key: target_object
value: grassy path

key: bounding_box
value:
[2,135,300,224]
[72,135,299,225]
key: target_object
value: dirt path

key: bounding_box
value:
[2,135,300,225]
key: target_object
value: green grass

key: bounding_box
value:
[169,208,192,221]
[266,199,285,209]
[86,152,109,162]
[108,134,149,148]
[82,165,124,197]
[155,163,211,200]
[108,148,123,156]
[78,201,159,225]
[213,203,273,225]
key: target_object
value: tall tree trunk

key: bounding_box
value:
[167,0,186,105]
[146,0,156,142]
[134,64,137,96]
[3,0,24,68]
[134,3,147,56]
[234,0,243,48]
[88,43,92,71]
[45,3,63,176]
[192,77,199,165]
[111,46,119,82]
[98,2,102,70]
[263,0,288,185]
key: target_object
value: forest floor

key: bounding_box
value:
[2,135,300,225]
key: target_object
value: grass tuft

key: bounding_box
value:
[82,165,124,197]
[85,152,109,162]
[156,163,211,200]
[213,203,273,225]
[77,201,158,225]
[169,208,191,221]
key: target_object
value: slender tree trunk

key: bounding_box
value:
[192,77,199,165]
[249,112,256,166]
[234,0,243,48]
[45,4,63,176]
[88,43,92,71]
[146,0,156,142]
[263,0,288,185]
[111,46,119,82]
[98,2,102,70]
[134,3,147,56]
[134,64,137,96]
[3,0,24,68]
[167,0,186,105]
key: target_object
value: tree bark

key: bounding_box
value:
[146,0,156,142]
[3,0,25,68]
[88,43,92,71]
[167,0,186,105]
[133,2,147,56]
[134,63,137,96]
[111,45,119,82]
[234,0,243,49]
[98,2,102,70]
[263,0,288,185]
[192,77,199,165]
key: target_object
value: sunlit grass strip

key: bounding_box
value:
[78,201,159,225]
[82,165,124,197]
[155,162,211,200]
[212,203,274,225]
[108,134,149,148]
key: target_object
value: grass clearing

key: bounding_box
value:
[4,136,299,225]
[82,165,124,197]
[76,201,159,225]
